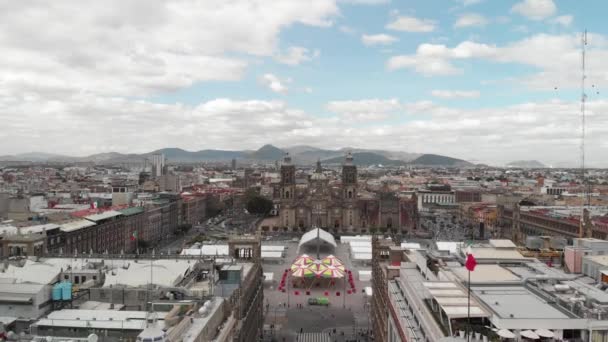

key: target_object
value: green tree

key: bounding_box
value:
[246,195,273,215]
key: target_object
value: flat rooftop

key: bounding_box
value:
[472,286,570,320]
[453,265,521,283]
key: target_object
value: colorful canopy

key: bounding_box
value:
[319,265,345,278]
[291,266,315,277]
[292,254,314,266]
[321,255,344,267]
[290,254,346,278]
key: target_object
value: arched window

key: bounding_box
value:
[348,190,353,199]
[387,217,393,229]
[334,220,340,228]
[285,190,290,199]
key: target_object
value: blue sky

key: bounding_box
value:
[1,0,608,166]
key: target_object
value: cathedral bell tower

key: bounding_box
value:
[342,152,357,202]
[342,152,357,230]
[280,153,296,229]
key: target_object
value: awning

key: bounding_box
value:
[497,329,515,339]
[535,329,554,338]
[520,330,540,340]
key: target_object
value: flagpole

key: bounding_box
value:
[467,268,471,342]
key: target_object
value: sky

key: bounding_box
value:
[1,0,608,166]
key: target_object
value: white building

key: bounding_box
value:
[150,153,166,177]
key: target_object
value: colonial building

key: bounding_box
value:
[276,153,418,234]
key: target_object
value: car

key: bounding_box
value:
[308,297,330,306]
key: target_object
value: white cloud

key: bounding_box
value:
[339,0,390,4]
[259,74,289,94]
[2,92,607,166]
[454,13,488,28]
[386,16,436,32]
[361,33,398,46]
[0,1,338,99]
[387,41,496,75]
[459,0,483,6]
[387,56,462,76]
[431,90,480,99]
[339,25,357,34]
[326,98,402,121]
[511,0,557,20]
[551,15,573,27]
[274,46,320,66]
[387,32,608,90]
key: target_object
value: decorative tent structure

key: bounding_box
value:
[289,254,345,279]
[298,228,337,253]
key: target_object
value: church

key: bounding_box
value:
[276,153,418,234]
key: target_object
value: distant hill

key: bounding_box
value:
[148,148,246,162]
[0,152,74,162]
[248,144,285,161]
[506,160,546,168]
[322,152,405,166]
[410,154,472,166]
[284,145,324,155]
[1,145,466,166]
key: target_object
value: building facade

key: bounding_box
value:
[277,154,418,234]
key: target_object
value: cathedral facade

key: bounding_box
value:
[277,153,418,234]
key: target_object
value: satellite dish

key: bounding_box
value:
[88,333,99,342]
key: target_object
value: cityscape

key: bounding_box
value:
[2,1,608,342]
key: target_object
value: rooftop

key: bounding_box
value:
[60,219,96,233]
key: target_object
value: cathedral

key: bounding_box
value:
[276,153,418,234]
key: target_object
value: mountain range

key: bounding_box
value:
[0,144,473,166]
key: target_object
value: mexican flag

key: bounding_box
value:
[465,246,477,272]
[130,231,138,241]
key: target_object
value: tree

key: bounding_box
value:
[369,227,378,235]
[177,223,192,234]
[246,195,273,215]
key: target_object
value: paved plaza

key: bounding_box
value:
[261,238,372,342]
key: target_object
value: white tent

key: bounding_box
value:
[298,228,337,251]
[352,253,372,261]
[261,251,283,259]
[351,246,372,254]
[341,235,372,244]
[261,245,286,251]
[401,242,422,250]
[348,241,372,247]
[359,270,372,281]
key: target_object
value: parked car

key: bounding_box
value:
[308,297,330,306]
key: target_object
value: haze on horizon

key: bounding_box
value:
[1,0,608,167]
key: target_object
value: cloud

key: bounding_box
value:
[387,56,462,76]
[0,1,338,99]
[386,41,496,75]
[459,0,483,6]
[339,0,390,4]
[259,74,290,94]
[2,92,607,166]
[551,15,573,27]
[511,0,557,20]
[339,25,357,34]
[361,34,398,46]
[274,46,320,66]
[386,16,436,32]
[326,98,402,121]
[387,32,608,90]
[454,13,488,28]
[431,90,480,99]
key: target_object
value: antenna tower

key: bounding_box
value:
[579,30,589,237]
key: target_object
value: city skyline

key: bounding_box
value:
[1,0,608,166]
